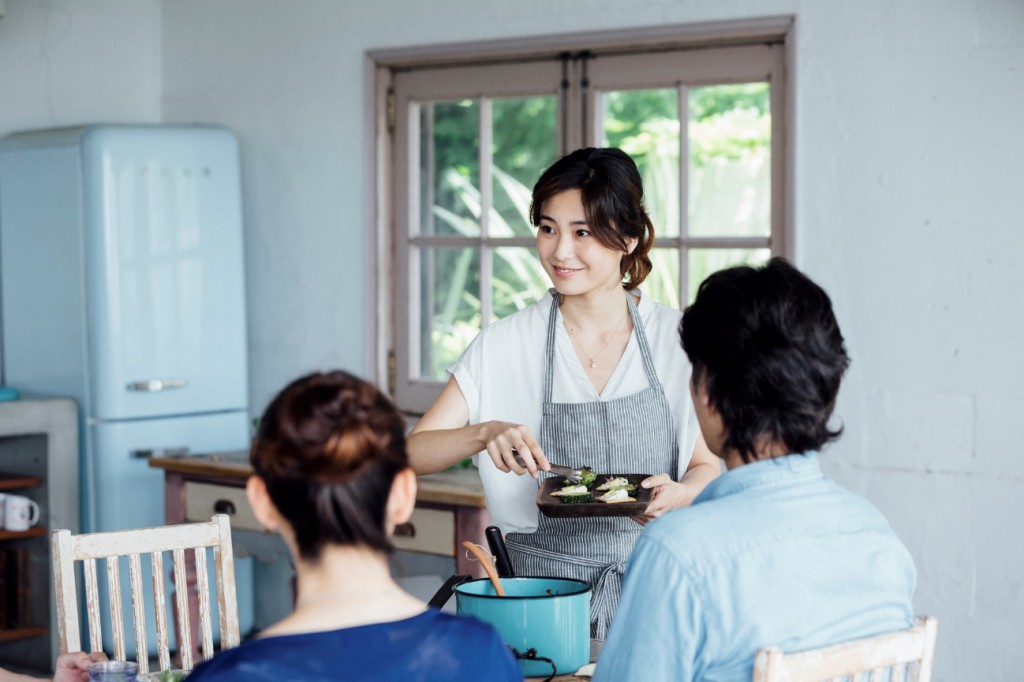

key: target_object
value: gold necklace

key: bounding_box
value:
[563,308,629,369]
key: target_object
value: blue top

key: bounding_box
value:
[187,608,520,682]
[594,453,917,682]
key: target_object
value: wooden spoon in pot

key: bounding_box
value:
[461,540,506,597]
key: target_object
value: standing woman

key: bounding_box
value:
[187,371,520,681]
[408,148,719,639]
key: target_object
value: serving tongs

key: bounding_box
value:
[512,449,593,484]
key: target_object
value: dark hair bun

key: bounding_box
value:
[251,371,408,560]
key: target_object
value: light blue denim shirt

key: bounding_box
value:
[594,453,916,682]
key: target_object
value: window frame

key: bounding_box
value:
[370,17,795,414]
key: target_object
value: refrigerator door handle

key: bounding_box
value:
[126,379,189,392]
[130,447,191,460]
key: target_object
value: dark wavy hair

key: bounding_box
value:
[250,371,408,561]
[679,258,851,463]
[530,147,655,288]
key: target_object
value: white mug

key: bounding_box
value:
[5,494,40,532]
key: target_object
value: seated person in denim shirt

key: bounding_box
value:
[595,258,916,682]
[188,371,519,682]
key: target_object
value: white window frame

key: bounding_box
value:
[368,17,795,414]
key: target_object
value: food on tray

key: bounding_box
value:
[537,474,649,515]
[549,484,595,503]
[597,487,636,504]
[596,476,628,490]
[559,491,595,503]
[550,484,589,496]
[576,469,597,488]
[550,475,642,504]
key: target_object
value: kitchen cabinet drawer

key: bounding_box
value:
[185,482,262,532]
[392,507,455,557]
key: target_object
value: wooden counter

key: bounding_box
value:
[149,452,490,574]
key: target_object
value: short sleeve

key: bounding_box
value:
[593,533,705,682]
[448,334,485,427]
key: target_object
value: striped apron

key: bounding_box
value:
[505,291,679,640]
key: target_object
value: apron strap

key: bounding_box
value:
[590,560,626,641]
[623,289,664,394]
[543,294,561,404]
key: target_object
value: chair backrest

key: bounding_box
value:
[752,616,938,682]
[51,514,240,674]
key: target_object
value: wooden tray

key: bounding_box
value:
[536,473,652,518]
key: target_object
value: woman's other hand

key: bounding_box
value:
[638,473,704,516]
[639,433,722,518]
[479,421,549,478]
[639,473,701,518]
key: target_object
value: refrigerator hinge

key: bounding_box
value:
[386,88,397,135]
[387,348,397,395]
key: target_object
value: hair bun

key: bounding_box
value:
[249,370,409,560]
[317,418,385,481]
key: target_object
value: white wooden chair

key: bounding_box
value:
[752,616,938,682]
[51,514,240,674]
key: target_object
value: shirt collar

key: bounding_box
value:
[693,452,824,505]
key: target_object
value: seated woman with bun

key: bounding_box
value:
[188,371,520,682]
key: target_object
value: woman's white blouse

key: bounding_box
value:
[449,289,700,533]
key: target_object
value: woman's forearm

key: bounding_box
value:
[676,434,722,502]
[678,461,721,501]
[406,425,486,475]
[406,375,485,475]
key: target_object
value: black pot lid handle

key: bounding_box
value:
[485,525,516,578]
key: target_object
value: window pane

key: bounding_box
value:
[491,96,558,237]
[686,248,771,304]
[492,246,549,324]
[420,100,480,236]
[643,248,681,310]
[418,247,480,380]
[602,88,680,237]
[688,83,771,238]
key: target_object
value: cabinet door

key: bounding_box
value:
[83,126,248,420]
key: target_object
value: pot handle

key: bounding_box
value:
[509,647,557,682]
[427,573,472,610]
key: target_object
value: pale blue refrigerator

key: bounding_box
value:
[0,124,254,655]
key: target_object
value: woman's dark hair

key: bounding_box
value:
[680,258,851,463]
[530,147,655,288]
[250,371,408,561]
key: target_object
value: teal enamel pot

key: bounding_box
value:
[453,577,591,677]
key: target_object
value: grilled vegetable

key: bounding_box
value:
[558,492,595,503]
[550,484,589,497]
[597,488,636,504]
[596,476,629,491]
[577,469,597,488]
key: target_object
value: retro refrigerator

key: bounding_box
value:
[0,124,254,654]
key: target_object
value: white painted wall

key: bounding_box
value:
[0,0,160,131]
[1,0,1022,679]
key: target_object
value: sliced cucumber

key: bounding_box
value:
[558,492,595,503]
